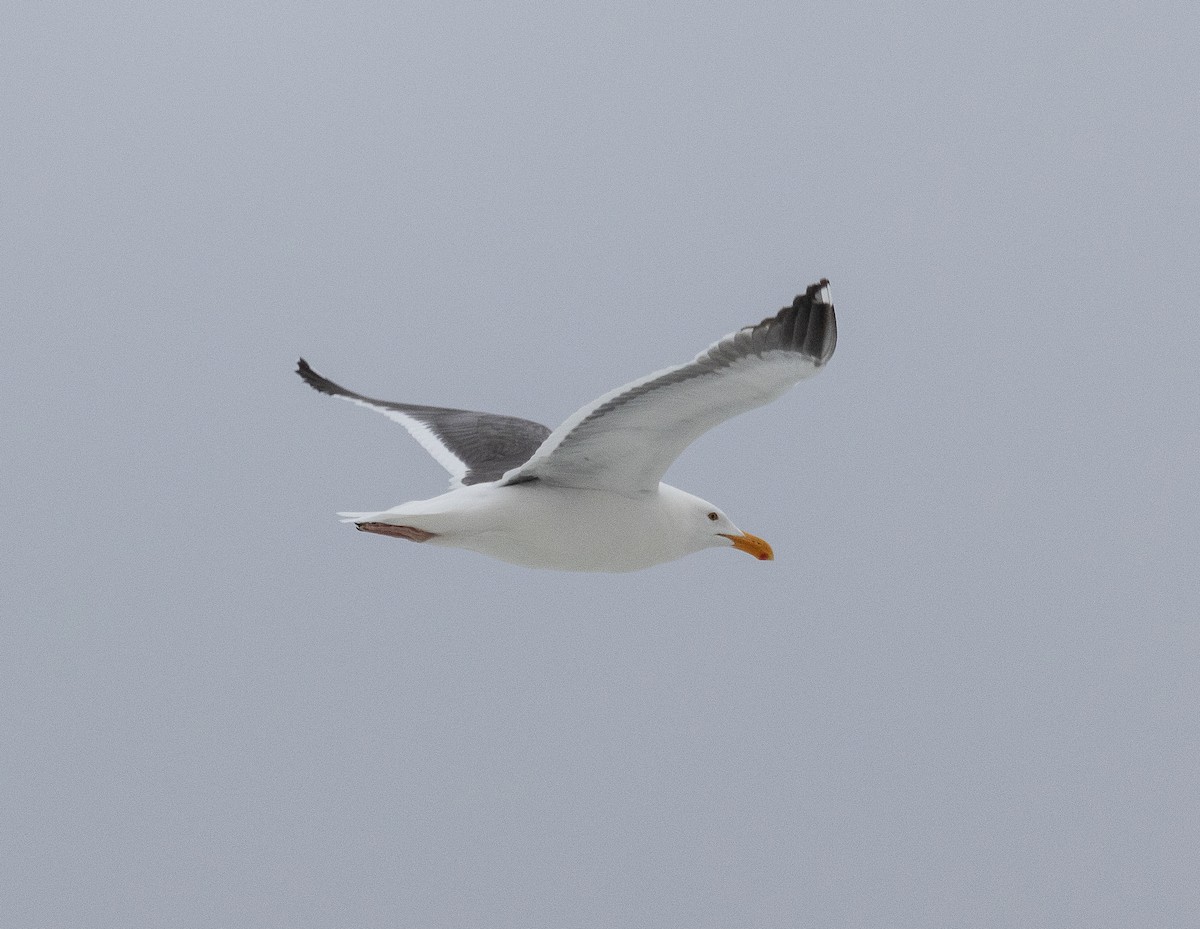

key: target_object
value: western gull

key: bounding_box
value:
[297,279,836,571]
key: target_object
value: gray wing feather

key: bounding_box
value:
[499,280,836,494]
[296,359,551,486]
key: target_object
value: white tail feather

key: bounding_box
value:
[336,511,380,523]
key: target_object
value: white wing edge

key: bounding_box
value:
[332,395,470,486]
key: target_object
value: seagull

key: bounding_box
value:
[298,280,836,572]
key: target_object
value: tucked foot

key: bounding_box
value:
[356,522,437,542]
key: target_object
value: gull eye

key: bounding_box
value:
[707,512,719,521]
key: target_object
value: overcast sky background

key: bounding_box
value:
[3,2,1198,927]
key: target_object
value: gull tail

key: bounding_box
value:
[337,511,381,524]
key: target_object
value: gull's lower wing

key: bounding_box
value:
[498,280,836,496]
[296,359,551,487]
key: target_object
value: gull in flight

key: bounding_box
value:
[298,280,836,571]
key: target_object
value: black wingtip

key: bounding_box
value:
[295,357,353,398]
[792,279,836,365]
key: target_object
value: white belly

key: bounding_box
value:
[367,482,694,572]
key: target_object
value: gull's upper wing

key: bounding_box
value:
[498,280,836,496]
[296,358,551,487]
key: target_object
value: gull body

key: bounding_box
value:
[298,280,836,572]
[340,482,765,573]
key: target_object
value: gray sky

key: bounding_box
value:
[3,2,1198,927]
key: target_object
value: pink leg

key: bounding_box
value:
[356,522,438,542]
